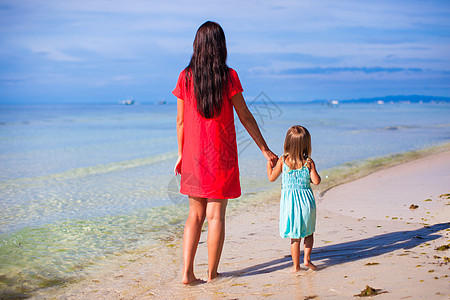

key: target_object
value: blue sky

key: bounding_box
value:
[1,0,449,104]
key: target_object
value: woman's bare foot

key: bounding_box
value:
[182,272,198,284]
[207,270,220,282]
[292,265,301,273]
[304,260,316,270]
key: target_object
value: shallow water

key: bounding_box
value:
[0,101,449,296]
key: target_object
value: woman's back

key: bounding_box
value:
[173,68,243,199]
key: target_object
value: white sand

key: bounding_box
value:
[36,150,450,299]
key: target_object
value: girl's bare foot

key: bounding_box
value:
[304,260,316,270]
[292,265,301,273]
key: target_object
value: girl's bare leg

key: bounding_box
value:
[303,234,316,270]
[182,196,207,284]
[206,199,228,282]
[290,238,301,272]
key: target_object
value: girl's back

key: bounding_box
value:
[282,157,311,191]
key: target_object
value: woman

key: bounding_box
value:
[173,21,277,284]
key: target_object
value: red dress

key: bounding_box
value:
[172,68,243,199]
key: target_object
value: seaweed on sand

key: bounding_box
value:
[435,244,450,251]
[354,285,387,297]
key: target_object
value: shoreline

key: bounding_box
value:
[316,142,450,197]
[33,145,450,299]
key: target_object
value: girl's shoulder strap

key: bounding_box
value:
[282,154,289,170]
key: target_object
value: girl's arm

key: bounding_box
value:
[174,98,184,174]
[231,92,278,167]
[267,157,283,182]
[307,158,321,185]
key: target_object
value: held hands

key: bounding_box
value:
[266,153,282,182]
[263,149,278,168]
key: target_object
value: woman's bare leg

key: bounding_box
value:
[182,196,207,284]
[206,199,228,282]
[290,238,301,272]
[303,234,316,270]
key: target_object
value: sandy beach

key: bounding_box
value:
[36,149,450,299]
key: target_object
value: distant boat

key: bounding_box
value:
[377,100,385,105]
[327,99,339,107]
[121,99,135,105]
[158,100,166,105]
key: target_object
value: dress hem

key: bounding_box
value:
[180,189,241,200]
[280,232,315,239]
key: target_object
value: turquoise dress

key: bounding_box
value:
[279,160,317,239]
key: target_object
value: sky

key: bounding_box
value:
[0,0,449,104]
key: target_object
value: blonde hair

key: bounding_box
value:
[283,125,312,168]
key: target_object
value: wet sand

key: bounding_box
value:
[36,150,450,299]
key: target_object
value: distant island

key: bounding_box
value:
[314,95,450,104]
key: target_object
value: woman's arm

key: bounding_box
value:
[307,158,321,185]
[267,157,283,182]
[231,92,278,166]
[175,98,184,174]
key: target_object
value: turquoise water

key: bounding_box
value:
[0,101,449,296]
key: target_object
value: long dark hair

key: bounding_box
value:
[185,21,230,119]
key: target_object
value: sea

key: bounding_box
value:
[0,100,449,297]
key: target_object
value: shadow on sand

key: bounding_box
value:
[224,222,449,278]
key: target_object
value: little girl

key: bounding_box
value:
[267,125,321,272]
